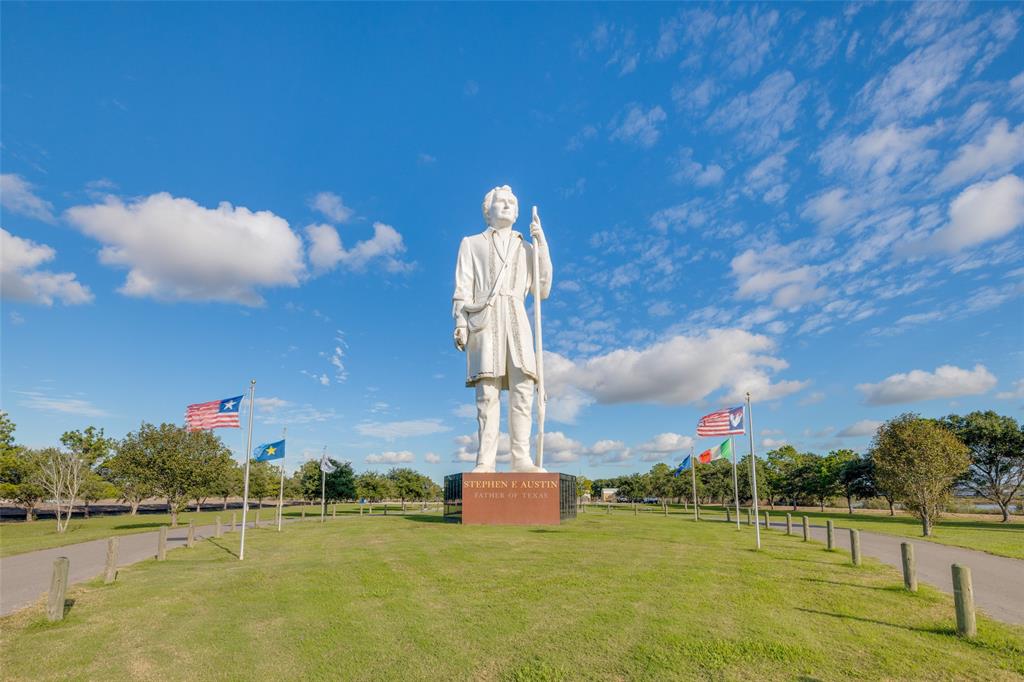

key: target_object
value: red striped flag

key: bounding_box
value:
[696,406,745,436]
[185,395,242,431]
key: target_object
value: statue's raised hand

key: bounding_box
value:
[530,206,545,245]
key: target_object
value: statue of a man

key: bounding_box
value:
[452,185,552,473]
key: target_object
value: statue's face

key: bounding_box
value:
[487,189,518,229]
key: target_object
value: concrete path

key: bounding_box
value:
[739,518,1024,625]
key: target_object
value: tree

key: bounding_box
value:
[298,458,355,504]
[247,460,279,508]
[871,414,970,536]
[387,467,427,503]
[838,455,876,513]
[60,426,114,468]
[103,431,156,515]
[942,411,1024,523]
[810,450,857,511]
[575,475,593,500]
[646,464,675,502]
[0,447,45,522]
[37,447,85,533]
[79,471,118,518]
[766,446,812,509]
[355,471,393,502]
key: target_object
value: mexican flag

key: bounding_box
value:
[697,438,732,464]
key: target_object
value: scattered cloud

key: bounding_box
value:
[927,174,1024,252]
[996,379,1024,400]
[16,390,109,417]
[306,222,413,274]
[0,228,94,305]
[366,450,415,464]
[857,364,998,405]
[65,192,304,305]
[635,432,694,457]
[425,452,441,464]
[255,397,338,425]
[731,247,826,310]
[609,104,667,148]
[0,174,55,222]
[935,120,1024,190]
[837,419,883,437]
[309,191,354,224]
[671,148,725,186]
[357,418,451,440]
[708,70,808,153]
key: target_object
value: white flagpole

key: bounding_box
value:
[277,427,286,532]
[730,436,741,530]
[531,205,546,470]
[320,445,327,523]
[238,379,256,561]
[690,446,698,521]
[747,392,762,550]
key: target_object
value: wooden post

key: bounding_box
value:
[763,511,770,530]
[301,505,306,519]
[215,516,222,539]
[826,520,835,550]
[746,508,751,525]
[360,504,364,516]
[952,564,977,638]
[104,538,118,584]
[901,543,917,592]
[46,557,70,622]
[726,507,731,523]
[663,502,668,517]
[187,521,195,548]
[333,504,337,519]
[802,516,809,542]
[231,512,237,532]
[384,503,388,516]
[785,513,792,535]
[850,529,861,566]
[157,526,167,561]
[633,503,638,516]
[606,503,611,515]
[255,508,261,529]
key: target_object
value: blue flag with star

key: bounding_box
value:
[673,455,692,476]
[253,439,285,462]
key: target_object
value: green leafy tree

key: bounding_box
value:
[79,471,119,518]
[766,446,811,509]
[103,432,155,515]
[298,458,355,505]
[387,467,427,503]
[191,446,236,510]
[871,414,971,536]
[355,471,393,502]
[942,411,1024,523]
[647,463,675,502]
[247,460,279,508]
[575,475,593,500]
[60,426,114,468]
[838,455,876,513]
[809,450,857,511]
[0,446,46,522]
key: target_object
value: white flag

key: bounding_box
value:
[320,452,337,473]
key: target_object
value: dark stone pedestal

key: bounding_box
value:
[444,472,577,525]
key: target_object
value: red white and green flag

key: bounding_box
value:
[697,438,732,464]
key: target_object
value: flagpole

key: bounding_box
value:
[277,427,286,532]
[320,445,327,524]
[239,379,256,561]
[730,436,741,530]
[746,392,761,550]
[690,446,698,521]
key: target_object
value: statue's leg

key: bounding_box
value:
[473,378,500,473]
[508,360,540,472]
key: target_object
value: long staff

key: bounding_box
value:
[277,427,286,532]
[531,205,546,469]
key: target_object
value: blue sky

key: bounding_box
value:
[2,2,1022,479]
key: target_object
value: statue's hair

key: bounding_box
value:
[482,185,518,224]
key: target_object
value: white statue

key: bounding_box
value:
[453,185,552,473]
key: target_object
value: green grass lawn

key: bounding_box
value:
[682,504,1024,560]
[0,502,417,558]
[2,513,1021,680]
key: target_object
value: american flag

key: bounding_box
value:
[696,406,745,436]
[185,395,242,431]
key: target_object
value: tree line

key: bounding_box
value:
[588,411,1022,536]
[0,414,442,531]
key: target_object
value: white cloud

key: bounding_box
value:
[65,193,304,305]
[305,222,412,274]
[17,390,108,417]
[817,124,938,187]
[309,191,354,223]
[648,301,673,317]
[609,104,667,148]
[801,187,865,231]
[731,247,826,309]
[671,148,724,187]
[709,70,808,154]
[929,174,1024,252]
[762,437,788,449]
[0,174,55,222]
[452,403,476,419]
[935,120,1024,190]
[837,420,883,438]
[857,364,998,405]
[0,228,93,305]
[452,432,510,463]
[996,379,1024,400]
[425,452,441,464]
[635,432,694,455]
[356,418,451,440]
[366,450,415,464]
[254,396,338,425]
[545,329,806,416]
[545,431,586,463]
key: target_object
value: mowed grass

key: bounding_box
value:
[0,502,409,557]
[2,513,1022,681]
[689,504,1024,560]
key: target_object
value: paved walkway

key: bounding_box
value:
[2,515,1022,625]
[731,517,1024,625]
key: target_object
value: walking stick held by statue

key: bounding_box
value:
[531,205,546,469]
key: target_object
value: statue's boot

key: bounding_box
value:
[510,458,546,473]
[471,464,496,473]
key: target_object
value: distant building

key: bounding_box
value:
[601,488,618,502]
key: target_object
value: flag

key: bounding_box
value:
[253,440,285,462]
[698,438,732,464]
[320,452,337,473]
[696,405,745,436]
[673,455,692,476]
[185,395,242,431]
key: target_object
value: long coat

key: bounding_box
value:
[452,228,553,387]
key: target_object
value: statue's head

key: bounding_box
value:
[482,185,518,229]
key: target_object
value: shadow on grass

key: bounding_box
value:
[399,514,449,524]
[796,607,954,635]
[528,529,563,534]
[204,538,239,559]
[800,577,897,592]
[63,598,76,618]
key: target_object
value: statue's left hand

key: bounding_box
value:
[530,206,545,245]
